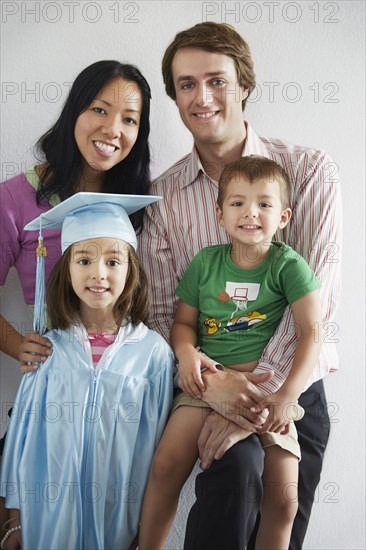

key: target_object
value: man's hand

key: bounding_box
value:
[201,369,273,430]
[198,412,254,470]
[19,332,52,372]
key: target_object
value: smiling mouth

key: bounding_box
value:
[194,111,218,119]
[93,141,118,155]
[239,225,261,230]
[88,287,109,294]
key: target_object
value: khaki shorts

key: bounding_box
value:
[172,372,302,460]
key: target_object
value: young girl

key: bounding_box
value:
[139,156,323,550]
[0,193,173,550]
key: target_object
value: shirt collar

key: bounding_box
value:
[183,146,203,188]
[242,121,272,158]
[182,121,271,189]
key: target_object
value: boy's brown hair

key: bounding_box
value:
[46,245,150,330]
[162,22,256,111]
[217,155,292,209]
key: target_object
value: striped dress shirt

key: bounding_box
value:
[138,122,342,395]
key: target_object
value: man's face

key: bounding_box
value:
[172,47,248,148]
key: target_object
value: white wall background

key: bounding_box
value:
[0,1,365,548]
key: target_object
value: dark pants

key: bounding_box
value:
[184,380,330,550]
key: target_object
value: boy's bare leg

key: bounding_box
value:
[256,445,298,550]
[139,405,211,550]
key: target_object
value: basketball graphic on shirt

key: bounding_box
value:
[222,281,263,332]
[225,282,261,304]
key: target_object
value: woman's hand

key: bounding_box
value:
[1,510,22,550]
[1,528,22,550]
[19,332,52,372]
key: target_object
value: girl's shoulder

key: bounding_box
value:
[141,325,173,354]
[137,325,175,368]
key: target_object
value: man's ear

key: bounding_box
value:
[241,87,249,101]
[279,208,292,229]
[216,204,225,226]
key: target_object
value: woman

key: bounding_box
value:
[0,60,152,533]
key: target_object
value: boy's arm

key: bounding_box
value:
[278,291,323,399]
[255,290,323,433]
[171,301,218,398]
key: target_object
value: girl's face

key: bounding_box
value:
[69,237,129,324]
[74,77,142,176]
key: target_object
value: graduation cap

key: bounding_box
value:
[24,192,161,335]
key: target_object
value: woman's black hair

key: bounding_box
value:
[35,60,151,231]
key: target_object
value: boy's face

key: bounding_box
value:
[172,47,248,149]
[216,176,291,249]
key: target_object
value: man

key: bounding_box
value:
[138,22,341,549]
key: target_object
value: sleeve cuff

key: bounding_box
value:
[253,363,287,396]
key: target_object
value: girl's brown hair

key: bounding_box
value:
[46,245,150,330]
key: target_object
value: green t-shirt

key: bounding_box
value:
[176,242,321,365]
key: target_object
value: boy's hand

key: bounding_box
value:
[252,389,304,434]
[178,349,219,398]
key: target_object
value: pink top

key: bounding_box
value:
[88,333,117,368]
[0,170,61,304]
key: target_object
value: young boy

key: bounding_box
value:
[139,156,323,550]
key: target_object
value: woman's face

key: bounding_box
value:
[74,77,142,176]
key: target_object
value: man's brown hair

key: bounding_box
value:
[162,22,256,111]
[46,245,150,330]
[217,155,292,209]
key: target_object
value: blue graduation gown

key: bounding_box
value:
[0,322,174,549]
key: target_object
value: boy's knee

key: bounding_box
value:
[279,498,298,524]
[150,448,180,481]
[262,495,298,525]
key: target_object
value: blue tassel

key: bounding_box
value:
[33,225,47,335]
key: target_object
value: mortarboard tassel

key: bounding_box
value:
[33,222,47,335]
